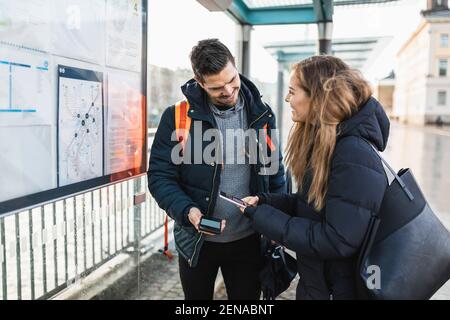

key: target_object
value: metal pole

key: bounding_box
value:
[15,214,21,300]
[317,22,333,55]
[63,200,68,283]
[28,210,35,299]
[52,203,58,288]
[133,178,142,260]
[313,0,334,55]
[41,206,48,294]
[99,190,104,261]
[1,218,6,300]
[133,177,142,298]
[82,194,87,272]
[72,199,77,285]
[241,24,252,77]
[276,57,285,150]
[91,192,95,266]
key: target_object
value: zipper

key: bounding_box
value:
[205,162,219,216]
[188,157,219,267]
[240,89,269,129]
[257,140,268,176]
[249,109,269,128]
[188,234,203,267]
[249,109,270,177]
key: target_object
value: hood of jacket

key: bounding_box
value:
[338,97,390,152]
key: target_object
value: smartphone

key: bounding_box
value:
[198,216,222,235]
[219,191,249,209]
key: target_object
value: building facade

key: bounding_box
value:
[394,1,450,125]
[374,71,395,118]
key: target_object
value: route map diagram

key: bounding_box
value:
[58,65,104,186]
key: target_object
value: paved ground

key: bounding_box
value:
[107,245,448,300]
[114,250,297,300]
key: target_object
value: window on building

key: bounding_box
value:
[441,34,449,48]
[439,59,448,77]
[438,91,447,106]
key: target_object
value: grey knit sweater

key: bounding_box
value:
[205,94,254,243]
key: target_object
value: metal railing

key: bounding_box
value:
[0,128,164,300]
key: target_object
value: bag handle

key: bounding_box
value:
[360,138,414,201]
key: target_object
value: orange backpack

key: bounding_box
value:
[161,100,192,259]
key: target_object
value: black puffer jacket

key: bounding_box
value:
[245,97,390,299]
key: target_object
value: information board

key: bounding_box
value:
[0,0,147,215]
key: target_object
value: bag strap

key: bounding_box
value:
[159,100,191,261]
[261,102,277,152]
[174,99,192,155]
[357,212,381,272]
[262,123,276,152]
[360,138,414,201]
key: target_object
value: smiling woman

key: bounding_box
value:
[240,55,391,300]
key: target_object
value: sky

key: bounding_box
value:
[148,0,427,84]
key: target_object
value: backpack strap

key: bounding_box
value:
[263,123,276,152]
[160,100,191,260]
[174,100,192,155]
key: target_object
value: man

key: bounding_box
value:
[148,39,285,300]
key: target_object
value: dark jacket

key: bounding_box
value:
[245,97,390,299]
[148,75,286,267]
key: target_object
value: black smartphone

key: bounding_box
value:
[219,191,249,209]
[198,216,222,235]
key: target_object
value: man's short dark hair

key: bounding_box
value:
[190,39,235,83]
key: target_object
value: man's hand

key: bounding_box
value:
[188,207,226,235]
[239,196,259,213]
[188,207,203,230]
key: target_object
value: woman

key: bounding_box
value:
[241,55,389,300]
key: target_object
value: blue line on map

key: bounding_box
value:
[0,109,37,113]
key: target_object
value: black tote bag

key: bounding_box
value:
[357,141,450,300]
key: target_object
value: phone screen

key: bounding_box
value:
[201,219,221,229]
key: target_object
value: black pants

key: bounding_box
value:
[178,233,262,300]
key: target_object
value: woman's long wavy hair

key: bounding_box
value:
[285,55,372,211]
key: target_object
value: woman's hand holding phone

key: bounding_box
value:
[239,196,259,213]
